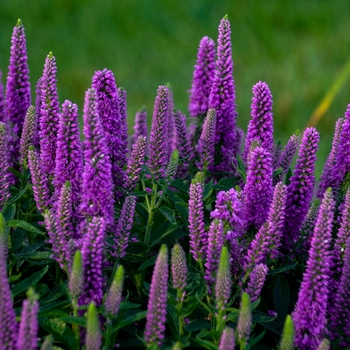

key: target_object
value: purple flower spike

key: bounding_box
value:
[171,243,188,299]
[173,109,193,178]
[243,146,273,229]
[317,118,344,198]
[28,146,50,213]
[0,71,6,123]
[80,88,114,226]
[204,219,224,293]
[283,127,319,248]
[133,106,148,141]
[197,108,216,173]
[189,36,216,118]
[0,123,10,210]
[110,195,136,259]
[144,244,168,347]
[188,172,207,263]
[17,289,39,350]
[209,15,237,173]
[80,216,106,307]
[0,244,17,349]
[19,106,36,165]
[245,263,268,303]
[125,135,146,192]
[53,100,83,217]
[39,52,60,179]
[148,86,169,180]
[215,246,232,311]
[167,84,176,157]
[6,19,31,164]
[292,188,334,350]
[85,303,101,350]
[244,81,274,161]
[329,237,350,347]
[105,265,124,318]
[219,327,235,350]
[34,77,42,147]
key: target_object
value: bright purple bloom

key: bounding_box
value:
[133,106,148,141]
[283,127,319,247]
[80,88,114,226]
[85,303,101,350]
[0,71,6,123]
[144,244,168,347]
[171,243,188,299]
[243,146,273,229]
[167,84,176,157]
[33,77,42,148]
[189,36,216,118]
[219,327,235,350]
[292,188,334,350]
[204,219,224,293]
[105,265,124,318]
[0,244,17,349]
[197,108,216,173]
[28,146,50,213]
[125,135,146,192]
[39,52,60,178]
[215,246,232,311]
[110,195,136,259]
[318,118,344,198]
[53,100,83,218]
[244,81,274,161]
[79,216,106,307]
[208,15,237,173]
[0,123,10,210]
[17,289,39,350]
[188,173,207,262]
[245,263,268,303]
[19,105,36,165]
[6,19,31,164]
[173,109,193,178]
[148,86,169,180]
[69,250,84,299]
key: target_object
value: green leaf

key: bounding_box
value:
[59,316,86,327]
[252,311,276,323]
[138,255,157,271]
[273,275,290,325]
[2,204,16,222]
[14,251,52,260]
[257,320,282,335]
[11,228,24,250]
[39,301,71,315]
[118,302,141,311]
[203,180,213,200]
[194,338,217,350]
[158,206,176,225]
[41,285,66,305]
[167,191,188,228]
[133,191,149,197]
[3,183,28,209]
[112,311,147,332]
[170,180,189,193]
[8,166,23,180]
[249,329,266,347]
[11,265,49,297]
[185,319,212,332]
[150,224,181,248]
[7,220,45,235]
[268,263,297,275]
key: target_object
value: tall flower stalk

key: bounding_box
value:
[0,122,10,210]
[0,71,6,123]
[19,105,36,166]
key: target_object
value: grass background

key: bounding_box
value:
[0,0,350,176]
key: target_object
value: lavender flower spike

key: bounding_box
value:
[85,303,102,350]
[171,243,188,300]
[0,242,17,349]
[0,71,6,123]
[204,219,224,293]
[197,108,216,173]
[80,88,114,226]
[208,15,237,173]
[39,52,60,178]
[283,127,319,247]
[79,216,106,307]
[219,327,235,350]
[125,135,146,192]
[243,146,273,229]
[215,246,232,312]
[244,81,274,161]
[28,146,50,213]
[19,106,36,165]
[33,77,42,148]
[292,188,334,349]
[69,250,84,299]
[0,122,10,210]
[17,288,39,350]
[189,36,216,118]
[144,244,169,347]
[105,265,125,318]
[133,106,148,140]
[188,172,206,263]
[6,19,31,164]
[245,263,268,303]
[53,100,83,214]
[148,86,169,180]
[237,292,252,347]
[110,195,136,259]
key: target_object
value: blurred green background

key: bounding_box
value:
[0,0,350,176]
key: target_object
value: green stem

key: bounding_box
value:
[72,299,80,350]
[176,289,185,337]
[144,183,157,248]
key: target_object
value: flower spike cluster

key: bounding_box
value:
[215,246,232,311]
[171,243,188,300]
[219,327,235,350]
[245,263,268,303]
[133,106,148,141]
[19,105,36,165]
[0,122,9,210]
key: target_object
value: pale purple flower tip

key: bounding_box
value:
[283,127,319,247]
[144,244,168,347]
[189,36,216,118]
[208,16,237,173]
[110,195,136,259]
[244,81,274,161]
[85,303,101,350]
[0,123,10,210]
[219,327,235,350]
[237,292,252,345]
[6,19,31,165]
[245,263,268,303]
[105,265,124,318]
[39,52,60,178]
[171,243,188,296]
[215,246,232,310]
[19,105,36,165]
[292,188,334,350]
[69,250,84,299]
[80,88,114,226]
[148,85,169,180]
